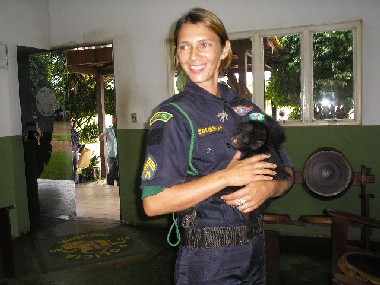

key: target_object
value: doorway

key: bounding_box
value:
[18,44,120,229]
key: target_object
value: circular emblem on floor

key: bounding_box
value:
[48,232,134,260]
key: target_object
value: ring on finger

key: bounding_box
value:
[236,198,247,206]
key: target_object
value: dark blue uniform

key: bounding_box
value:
[141,81,293,285]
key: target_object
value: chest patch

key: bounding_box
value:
[141,154,157,181]
[232,105,254,116]
[197,125,224,136]
[149,112,173,126]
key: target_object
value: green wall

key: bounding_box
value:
[108,126,380,238]
[3,126,379,238]
[0,135,30,236]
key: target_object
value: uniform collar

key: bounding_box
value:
[185,81,237,103]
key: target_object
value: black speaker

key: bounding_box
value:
[303,147,354,200]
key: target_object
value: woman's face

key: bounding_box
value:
[177,23,230,95]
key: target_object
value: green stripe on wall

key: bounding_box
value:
[118,126,380,239]
[0,135,30,236]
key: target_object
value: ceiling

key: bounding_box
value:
[66,45,113,76]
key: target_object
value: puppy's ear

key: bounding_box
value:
[265,115,286,147]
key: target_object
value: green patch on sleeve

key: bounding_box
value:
[141,185,165,198]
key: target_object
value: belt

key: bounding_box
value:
[180,225,263,249]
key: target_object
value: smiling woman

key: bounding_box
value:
[140,7,293,285]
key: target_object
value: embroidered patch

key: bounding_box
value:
[147,128,163,146]
[232,106,254,116]
[217,110,228,122]
[149,112,173,126]
[249,113,265,121]
[141,155,157,181]
[197,125,224,136]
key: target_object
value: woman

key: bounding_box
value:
[141,8,293,285]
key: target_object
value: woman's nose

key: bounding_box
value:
[189,47,198,60]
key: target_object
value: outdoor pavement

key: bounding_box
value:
[38,179,120,221]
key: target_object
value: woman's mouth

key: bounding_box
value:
[189,64,206,74]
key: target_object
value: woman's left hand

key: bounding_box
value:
[221,181,275,213]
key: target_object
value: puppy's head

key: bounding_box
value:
[231,120,268,152]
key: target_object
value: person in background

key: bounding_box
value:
[140,8,294,285]
[71,120,84,184]
[99,116,119,186]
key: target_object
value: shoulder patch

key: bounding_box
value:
[232,106,253,116]
[141,154,157,181]
[249,112,265,121]
[150,112,173,126]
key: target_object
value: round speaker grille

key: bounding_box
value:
[303,147,353,200]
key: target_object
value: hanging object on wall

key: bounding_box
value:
[302,147,354,200]
[35,87,57,117]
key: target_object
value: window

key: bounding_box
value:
[168,21,362,125]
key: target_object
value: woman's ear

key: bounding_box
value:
[220,40,231,60]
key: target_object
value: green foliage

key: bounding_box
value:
[104,76,116,116]
[78,155,100,182]
[30,52,116,143]
[176,70,188,93]
[30,52,68,109]
[39,151,72,180]
[265,34,301,113]
[78,120,99,144]
[265,30,354,120]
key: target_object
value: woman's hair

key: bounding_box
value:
[173,8,232,75]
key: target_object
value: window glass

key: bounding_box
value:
[168,21,361,125]
[264,34,301,122]
[313,30,354,120]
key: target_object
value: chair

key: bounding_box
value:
[324,208,380,285]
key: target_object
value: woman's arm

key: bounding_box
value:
[143,152,278,216]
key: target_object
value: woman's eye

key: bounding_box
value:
[200,42,211,48]
[178,45,189,51]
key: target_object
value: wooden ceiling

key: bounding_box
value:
[66,46,114,76]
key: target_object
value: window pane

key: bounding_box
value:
[313,30,354,120]
[221,38,253,101]
[264,35,301,122]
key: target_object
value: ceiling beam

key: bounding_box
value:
[66,47,113,66]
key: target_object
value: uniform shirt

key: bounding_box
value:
[141,81,293,199]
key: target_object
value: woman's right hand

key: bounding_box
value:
[224,151,277,187]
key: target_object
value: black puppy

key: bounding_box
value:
[230,112,290,180]
[225,113,291,221]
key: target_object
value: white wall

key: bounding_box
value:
[1,0,380,136]
[0,0,50,137]
[48,0,380,128]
